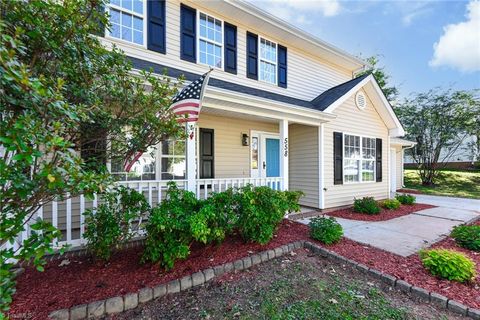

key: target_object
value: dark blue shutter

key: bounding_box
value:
[376,138,382,182]
[246,32,258,80]
[334,132,343,185]
[147,0,166,54]
[278,45,287,88]
[180,4,196,62]
[224,22,237,74]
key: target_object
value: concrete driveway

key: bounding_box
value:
[299,195,480,257]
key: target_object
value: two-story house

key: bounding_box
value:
[28,0,415,249]
[99,0,413,209]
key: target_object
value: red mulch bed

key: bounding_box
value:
[397,188,424,195]
[8,220,307,320]
[326,203,436,221]
[9,220,480,319]
[313,220,480,310]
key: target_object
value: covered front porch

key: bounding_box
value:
[16,88,334,251]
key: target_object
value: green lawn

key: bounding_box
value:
[404,169,480,199]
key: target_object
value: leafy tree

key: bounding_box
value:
[357,55,399,103]
[395,89,479,185]
[0,0,184,314]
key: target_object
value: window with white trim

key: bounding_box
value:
[107,0,145,45]
[198,12,223,68]
[259,37,277,84]
[343,134,376,183]
[160,140,186,180]
[111,146,156,181]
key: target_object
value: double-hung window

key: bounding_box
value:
[198,13,223,68]
[160,140,186,180]
[107,0,145,46]
[259,37,277,84]
[343,134,376,183]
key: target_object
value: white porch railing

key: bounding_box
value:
[7,177,282,255]
[196,177,282,199]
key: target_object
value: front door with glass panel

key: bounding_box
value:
[251,132,280,178]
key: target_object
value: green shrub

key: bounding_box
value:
[395,193,416,205]
[309,217,343,244]
[353,197,381,215]
[419,249,477,282]
[142,183,303,269]
[382,199,401,210]
[235,185,303,244]
[451,225,480,252]
[83,186,149,261]
[142,182,201,270]
[189,189,238,244]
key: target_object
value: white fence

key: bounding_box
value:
[9,177,282,254]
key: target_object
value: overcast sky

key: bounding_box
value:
[249,0,480,98]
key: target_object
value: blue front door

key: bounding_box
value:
[266,138,280,177]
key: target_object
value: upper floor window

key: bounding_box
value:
[198,12,223,68]
[108,0,145,46]
[343,134,376,183]
[259,37,277,84]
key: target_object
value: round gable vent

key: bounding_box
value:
[355,91,367,110]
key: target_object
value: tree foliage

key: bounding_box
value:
[1,0,184,314]
[395,89,479,185]
[357,55,399,103]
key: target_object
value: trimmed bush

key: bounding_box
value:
[142,182,202,269]
[309,217,343,244]
[83,186,150,261]
[395,193,416,205]
[382,198,401,210]
[419,249,477,282]
[236,185,303,244]
[353,197,381,215]
[451,225,480,252]
[142,183,303,269]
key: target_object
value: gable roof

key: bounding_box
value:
[310,74,369,111]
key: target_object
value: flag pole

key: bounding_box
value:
[186,68,213,193]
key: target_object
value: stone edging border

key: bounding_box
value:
[48,241,305,320]
[48,240,480,320]
[303,241,480,320]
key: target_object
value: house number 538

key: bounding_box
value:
[283,138,288,157]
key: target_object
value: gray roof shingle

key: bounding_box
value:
[130,56,370,112]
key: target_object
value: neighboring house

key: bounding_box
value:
[22,0,413,249]
[404,135,478,169]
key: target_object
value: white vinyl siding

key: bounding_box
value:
[289,124,319,208]
[324,92,389,208]
[197,113,278,178]
[100,0,352,102]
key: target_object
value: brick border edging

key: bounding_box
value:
[48,241,305,320]
[48,240,480,320]
[303,241,480,320]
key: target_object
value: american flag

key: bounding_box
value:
[123,70,212,172]
[170,70,212,123]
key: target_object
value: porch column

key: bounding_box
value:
[279,119,289,191]
[318,123,325,209]
[186,123,196,193]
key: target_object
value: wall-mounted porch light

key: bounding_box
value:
[242,133,249,146]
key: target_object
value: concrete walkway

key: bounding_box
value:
[298,195,480,257]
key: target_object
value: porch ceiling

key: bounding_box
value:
[203,87,335,126]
